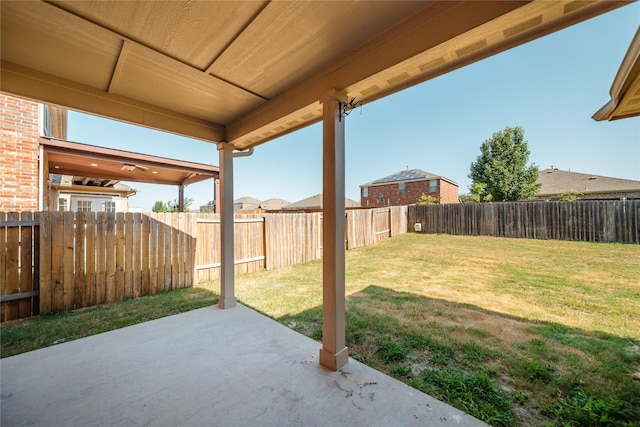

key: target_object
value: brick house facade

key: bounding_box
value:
[0,94,40,212]
[1,93,135,213]
[360,169,459,207]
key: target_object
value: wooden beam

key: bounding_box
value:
[40,138,220,174]
[2,61,225,143]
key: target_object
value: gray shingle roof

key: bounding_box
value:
[234,196,262,205]
[282,194,360,209]
[361,169,457,187]
[537,169,640,196]
[261,198,289,210]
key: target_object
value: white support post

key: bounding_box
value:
[319,89,349,371]
[217,142,236,309]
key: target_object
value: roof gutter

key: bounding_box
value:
[593,27,640,121]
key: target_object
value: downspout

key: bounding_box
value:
[233,147,254,158]
[38,145,45,211]
[37,104,49,211]
[214,178,220,214]
[178,185,184,212]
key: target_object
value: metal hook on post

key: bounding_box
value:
[338,98,363,122]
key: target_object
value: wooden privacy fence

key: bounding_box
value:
[1,207,408,321]
[409,200,639,243]
[196,206,408,278]
[38,212,196,318]
[265,213,322,270]
[1,212,40,322]
[195,214,267,283]
[346,206,408,249]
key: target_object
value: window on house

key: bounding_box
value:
[102,201,116,213]
[77,200,92,212]
[58,198,68,211]
[399,182,405,194]
[362,187,368,198]
[429,179,437,193]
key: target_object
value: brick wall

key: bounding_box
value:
[439,180,460,204]
[0,94,40,212]
[361,179,459,207]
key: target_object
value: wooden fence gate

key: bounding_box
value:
[0,212,40,322]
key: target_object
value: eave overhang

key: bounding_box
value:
[41,138,219,187]
[593,27,640,121]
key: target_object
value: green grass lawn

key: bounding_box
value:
[224,234,640,426]
[2,233,639,426]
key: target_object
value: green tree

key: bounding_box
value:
[468,183,493,203]
[165,197,194,212]
[469,126,540,201]
[152,201,168,212]
[559,191,582,202]
[152,197,194,212]
[416,193,440,205]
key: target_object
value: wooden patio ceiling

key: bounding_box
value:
[1,1,629,150]
[41,138,219,187]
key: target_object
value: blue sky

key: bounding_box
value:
[68,4,640,211]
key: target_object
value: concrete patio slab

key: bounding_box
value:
[1,304,486,426]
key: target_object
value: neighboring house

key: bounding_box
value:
[1,92,137,213]
[282,194,360,211]
[1,93,218,213]
[536,168,640,200]
[199,200,216,212]
[360,169,459,207]
[200,197,289,213]
[50,174,136,213]
[1,93,66,212]
[233,196,262,212]
[261,198,289,211]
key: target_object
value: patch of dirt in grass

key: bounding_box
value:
[447,307,537,345]
[354,291,539,352]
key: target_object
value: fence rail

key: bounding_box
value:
[409,200,639,243]
[1,207,407,321]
